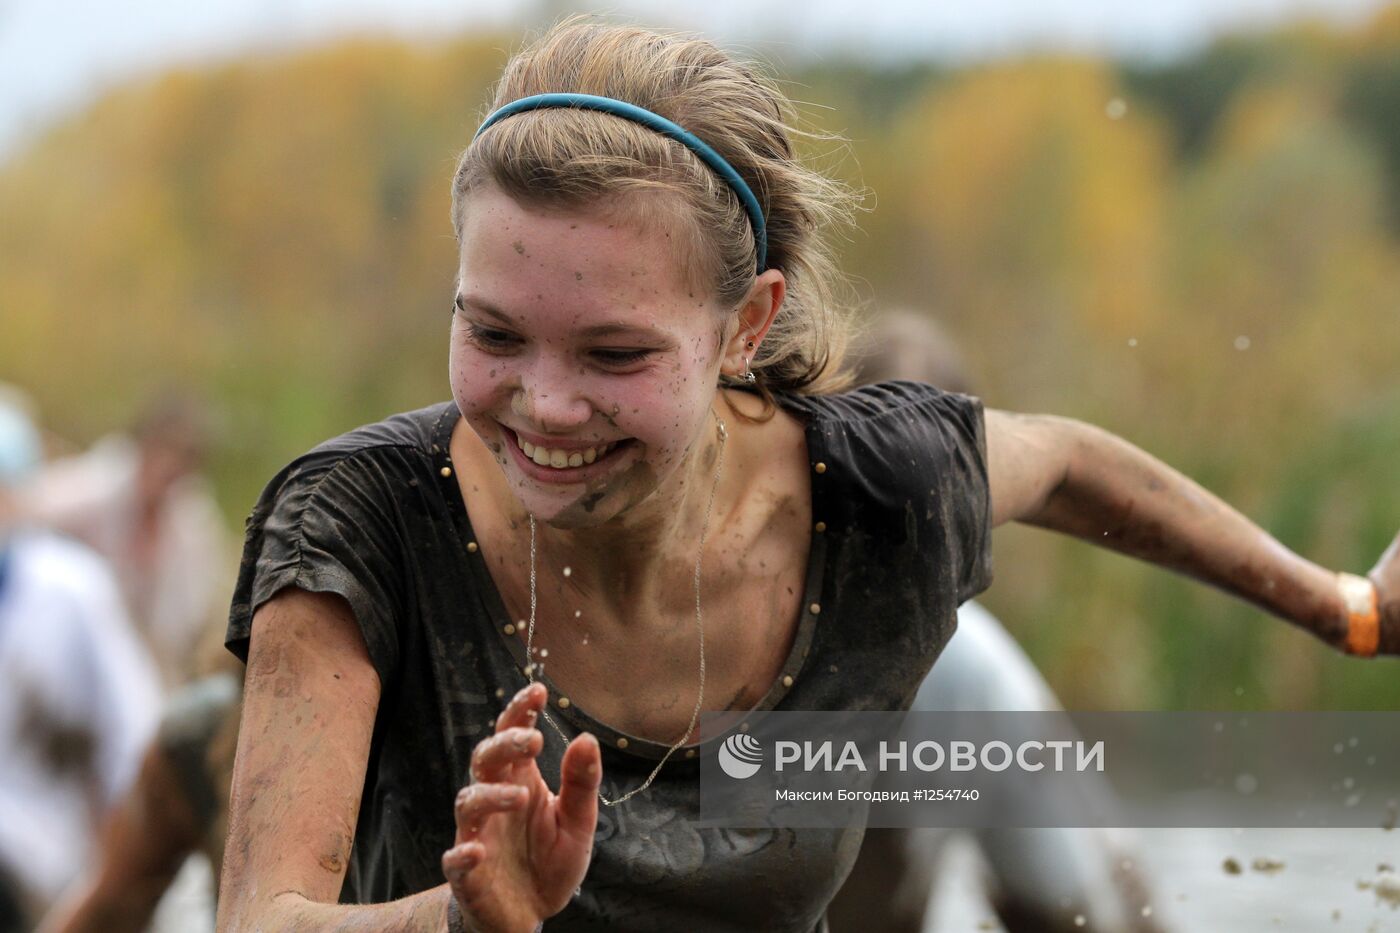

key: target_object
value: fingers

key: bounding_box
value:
[453,782,528,843]
[469,726,543,784]
[469,684,547,786]
[496,682,547,734]
[442,838,483,883]
[556,732,601,835]
[441,840,486,917]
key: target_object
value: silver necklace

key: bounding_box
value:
[524,412,727,807]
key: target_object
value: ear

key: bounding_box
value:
[719,269,787,379]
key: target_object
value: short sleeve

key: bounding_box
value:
[792,380,992,606]
[934,390,993,605]
[226,449,406,685]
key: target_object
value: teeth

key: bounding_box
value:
[514,434,616,470]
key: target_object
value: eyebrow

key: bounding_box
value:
[455,294,516,325]
[455,293,671,342]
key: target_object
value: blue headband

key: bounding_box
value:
[474,93,767,272]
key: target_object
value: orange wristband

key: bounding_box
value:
[1338,572,1380,657]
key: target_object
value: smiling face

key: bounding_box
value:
[450,186,733,529]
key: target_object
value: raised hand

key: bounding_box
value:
[1367,530,1400,655]
[441,683,601,933]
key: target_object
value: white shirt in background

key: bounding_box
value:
[0,530,161,909]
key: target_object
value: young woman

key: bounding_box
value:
[217,20,1399,933]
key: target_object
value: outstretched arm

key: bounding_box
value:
[984,410,1397,656]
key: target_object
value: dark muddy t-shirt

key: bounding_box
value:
[226,381,992,933]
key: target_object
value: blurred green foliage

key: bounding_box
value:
[1,13,1397,709]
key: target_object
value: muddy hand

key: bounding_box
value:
[1368,530,1400,655]
[441,682,602,933]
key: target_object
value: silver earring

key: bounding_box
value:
[741,355,756,384]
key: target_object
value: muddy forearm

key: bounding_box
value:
[1027,420,1347,647]
[242,886,453,933]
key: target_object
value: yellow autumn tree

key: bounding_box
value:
[886,58,1171,419]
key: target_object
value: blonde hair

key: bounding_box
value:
[451,19,859,398]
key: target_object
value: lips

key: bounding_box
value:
[502,425,632,481]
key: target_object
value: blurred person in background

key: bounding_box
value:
[0,387,161,932]
[827,311,1164,933]
[23,391,229,691]
[37,625,242,933]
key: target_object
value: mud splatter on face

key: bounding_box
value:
[451,187,732,529]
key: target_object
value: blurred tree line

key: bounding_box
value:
[1,9,1397,709]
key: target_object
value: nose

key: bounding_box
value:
[513,356,594,434]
